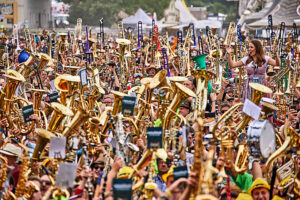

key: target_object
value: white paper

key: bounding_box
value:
[56,162,77,188]
[242,99,261,120]
[79,68,88,86]
[49,137,66,159]
[261,97,275,104]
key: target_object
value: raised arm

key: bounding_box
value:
[268,46,281,67]
[226,46,244,68]
[268,54,280,67]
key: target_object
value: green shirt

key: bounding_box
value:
[234,172,253,192]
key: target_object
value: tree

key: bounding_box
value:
[59,0,170,27]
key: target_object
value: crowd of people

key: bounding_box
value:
[0,19,299,200]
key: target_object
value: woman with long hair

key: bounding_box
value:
[226,39,280,100]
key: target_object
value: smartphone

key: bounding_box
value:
[291,106,296,110]
[205,112,216,118]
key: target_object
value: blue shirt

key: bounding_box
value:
[153,175,167,192]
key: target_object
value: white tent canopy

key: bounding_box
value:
[122,8,152,25]
[194,20,222,29]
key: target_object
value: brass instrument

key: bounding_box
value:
[48,102,74,132]
[0,71,26,128]
[271,60,292,85]
[162,82,196,131]
[58,33,68,54]
[0,155,7,192]
[116,38,131,85]
[87,117,101,155]
[76,18,82,41]
[31,102,73,160]
[54,74,70,105]
[213,83,272,138]
[32,128,56,161]
[224,22,236,46]
[144,152,157,200]
[285,70,291,94]
[62,98,89,137]
[264,126,300,188]
[24,181,40,199]
[15,144,29,198]
[118,22,125,39]
[111,90,127,116]
[193,68,216,118]
[189,117,204,199]
[20,89,48,135]
[42,186,70,200]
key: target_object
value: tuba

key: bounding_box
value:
[192,54,216,118]
[264,126,300,184]
[0,71,26,128]
[163,82,196,131]
[20,89,49,135]
[32,128,55,161]
[62,100,89,137]
[31,102,73,161]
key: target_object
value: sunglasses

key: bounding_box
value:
[93,165,104,170]
[220,110,228,114]
[42,180,52,186]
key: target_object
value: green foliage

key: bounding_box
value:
[59,0,238,26]
[187,0,238,22]
[59,0,169,27]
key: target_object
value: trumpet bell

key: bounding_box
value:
[54,74,70,92]
[149,69,168,89]
[266,65,276,76]
[48,102,74,132]
[32,128,56,161]
[249,83,272,95]
[261,102,278,117]
[127,142,139,152]
[116,38,131,45]
[209,49,222,58]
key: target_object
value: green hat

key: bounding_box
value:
[192,54,212,94]
[192,54,207,70]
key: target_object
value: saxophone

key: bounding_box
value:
[0,155,7,192]
[15,145,29,198]
[189,117,204,199]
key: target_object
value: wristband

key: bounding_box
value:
[160,195,169,200]
[165,189,172,197]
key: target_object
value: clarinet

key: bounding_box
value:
[100,146,111,200]
[82,136,94,200]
